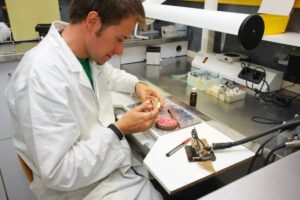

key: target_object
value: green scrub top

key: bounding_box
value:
[77,57,94,89]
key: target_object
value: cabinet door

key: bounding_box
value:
[0,170,8,200]
[0,61,18,140]
[0,139,36,200]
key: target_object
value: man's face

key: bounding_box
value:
[87,15,137,65]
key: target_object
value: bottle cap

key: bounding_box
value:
[191,87,197,92]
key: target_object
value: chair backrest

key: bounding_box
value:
[18,155,33,183]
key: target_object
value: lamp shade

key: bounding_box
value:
[143,2,264,50]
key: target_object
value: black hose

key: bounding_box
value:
[212,120,300,150]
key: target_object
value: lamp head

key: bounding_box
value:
[238,14,265,50]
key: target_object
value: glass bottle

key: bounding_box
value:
[190,87,197,107]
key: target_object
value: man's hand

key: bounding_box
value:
[115,101,160,135]
[135,82,164,108]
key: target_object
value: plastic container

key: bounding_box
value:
[205,85,246,103]
[260,14,290,35]
[187,70,220,91]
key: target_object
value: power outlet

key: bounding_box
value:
[238,67,265,84]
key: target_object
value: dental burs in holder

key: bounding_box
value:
[185,128,216,162]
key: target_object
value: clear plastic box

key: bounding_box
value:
[187,70,221,91]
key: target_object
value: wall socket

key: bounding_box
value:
[238,67,266,84]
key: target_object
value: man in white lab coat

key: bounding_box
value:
[5,0,164,199]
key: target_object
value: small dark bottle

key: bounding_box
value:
[190,87,197,107]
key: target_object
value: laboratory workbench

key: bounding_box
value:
[0,42,36,63]
[2,40,298,156]
[122,56,300,157]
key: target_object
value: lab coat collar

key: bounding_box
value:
[47,21,82,73]
[48,21,105,77]
[47,21,93,90]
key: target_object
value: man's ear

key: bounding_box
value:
[86,11,102,32]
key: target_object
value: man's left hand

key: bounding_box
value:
[135,82,164,108]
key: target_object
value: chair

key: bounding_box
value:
[18,155,33,183]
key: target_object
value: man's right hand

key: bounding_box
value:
[115,101,160,135]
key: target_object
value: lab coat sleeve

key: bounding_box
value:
[14,76,129,191]
[102,62,139,93]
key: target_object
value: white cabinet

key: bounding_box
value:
[0,139,36,200]
[0,60,36,200]
[0,61,18,140]
[0,170,8,200]
[108,46,147,69]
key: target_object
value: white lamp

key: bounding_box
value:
[142,0,264,50]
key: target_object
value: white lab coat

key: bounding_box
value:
[5,21,162,200]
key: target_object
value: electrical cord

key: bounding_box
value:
[291,93,300,100]
[212,119,300,150]
[264,143,286,165]
[255,79,300,107]
[241,62,294,107]
[282,82,296,90]
[263,140,300,165]
[247,130,284,174]
[251,116,283,125]
[254,88,291,107]
[249,124,300,173]
[242,62,252,90]
[250,67,289,107]
[248,68,289,107]
[254,67,268,92]
[262,80,270,93]
[245,66,268,93]
[248,115,299,173]
[241,61,300,106]
[241,61,251,69]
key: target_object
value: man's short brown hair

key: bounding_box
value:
[69,0,145,28]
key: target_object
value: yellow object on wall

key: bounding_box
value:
[6,0,60,41]
[184,0,300,8]
[260,14,290,35]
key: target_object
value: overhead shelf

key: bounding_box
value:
[262,32,300,47]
